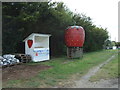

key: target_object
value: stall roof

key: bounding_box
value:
[23,33,51,42]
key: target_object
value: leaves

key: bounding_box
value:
[2,2,109,55]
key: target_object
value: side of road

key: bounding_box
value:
[71,54,118,88]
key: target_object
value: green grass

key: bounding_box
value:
[90,51,119,82]
[3,50,117,88]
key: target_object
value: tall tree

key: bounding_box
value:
[2,2,109,56]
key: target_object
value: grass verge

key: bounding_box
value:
[3,50,117,88]
[89,51,119,82]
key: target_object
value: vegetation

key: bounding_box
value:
[2,2,109,56]
[90,51,119,82]
[115,42,120,48]
[3,50,117,88]
[103,40,114,49]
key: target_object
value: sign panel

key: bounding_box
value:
[33,48,49,62]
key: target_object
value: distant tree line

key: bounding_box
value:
[2,2,109,56]
[115,42,120,48]
[103,40,120,49]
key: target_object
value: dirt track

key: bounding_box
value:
[70,55,118,88]
[53,55,118,88]
[73,78,118,88]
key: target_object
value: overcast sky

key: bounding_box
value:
[53,0,119,42]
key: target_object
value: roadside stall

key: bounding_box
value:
[23,33,51,62]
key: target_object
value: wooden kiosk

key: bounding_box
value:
[23,33,51,62]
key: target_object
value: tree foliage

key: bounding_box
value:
[2,2,109,56]
[115,42,120,48]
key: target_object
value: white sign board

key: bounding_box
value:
[33,48,49,62]
[113,46,117,50]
